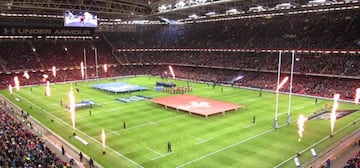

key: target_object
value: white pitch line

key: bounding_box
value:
[156,114,187,122]
[109,115,187,135]
[278,111,288,116]
[146,120,159,126]
[293,106,308,110]
[187,134,205,142]
[196,138,213,145]
[49,109,68,114]
[243,123,256,128]
[13,93,144,168]
[109,129,120,136]
[151,152,174,161]
[176,128,274,168]
[110,122,152,134]
[146,147,162,156]
[273,117,360,168]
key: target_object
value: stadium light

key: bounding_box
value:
[248,6,266,12]
[175,1,186,8]
[158,5,167,12]
[226,9,239,15]
[308,0,326,4]
[275,3,296,9]
[205,12,216,16]
[189,14,198,19]
[196,0,207,4]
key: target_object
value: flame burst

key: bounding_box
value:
[23,71,30,79]
[331,94,340,136]
[101,129,106,152]
[52,66,56,77]
[80,61,85,79]
[103,64,108,73]
[168,65,175,79]
[14,76,20,91]
[355,88,360,105]
[297,114,307,142]
[8,85,13,94]
[45,81,51,96]
[68,88,76,130]
[276,76,289,91]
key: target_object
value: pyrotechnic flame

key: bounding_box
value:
[42,74,48,82]
[276,76,289,91]
[355,88,360,105]
[80,62,85,79]
[68,88,75,130]
[14,76,20,91]
[8,85,13,94]
[23,71,30,79]
[52,66,56,77]
[101,129,106,151]
[168,65,175,79]
[103,64,107,73]
[297,114,307,142]
[45,81,51,96]
[330,94,340,135]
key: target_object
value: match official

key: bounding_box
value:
[167,142,172,152]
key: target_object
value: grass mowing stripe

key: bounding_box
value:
[273,117,360,168]
[176,113,316,168]
[176,128,275,168]
[3,76,359,168]
[146,147,163,156]
[13,92,144,168]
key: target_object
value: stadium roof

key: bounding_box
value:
[0,0,358,25]
[0,0,337,20]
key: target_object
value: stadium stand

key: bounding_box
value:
[104,10,360,49]
[344,151,360,168]
[0,108,69,167]
[0,3,360,167]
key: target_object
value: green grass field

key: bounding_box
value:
[1,76,359,168]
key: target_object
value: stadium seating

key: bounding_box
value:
[344,151,360,168]
[0,108,68,167]
[104,10,360,49]
[0,9,359,101]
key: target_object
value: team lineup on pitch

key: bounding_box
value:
[1,76,359,168]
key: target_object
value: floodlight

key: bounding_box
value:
[275,3,295,9]
[205,12,216,16]
[196,0,207,4]
[226,9,239,14]
[248,6,266,12]
[158,5,167,12]
[308,0,326,4]
[175,1,186,8]
[189,14,198,19]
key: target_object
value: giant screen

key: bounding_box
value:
[64,10,98,28]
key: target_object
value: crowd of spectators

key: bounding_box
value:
[0,39,117,71]
[104,10,360,49]
[0,61,358,100]
[115,51,360,76]
[344,151,360,168]
[0,8,359,101]
[0,108,68,167]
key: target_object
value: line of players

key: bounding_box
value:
[163,86,192,94]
